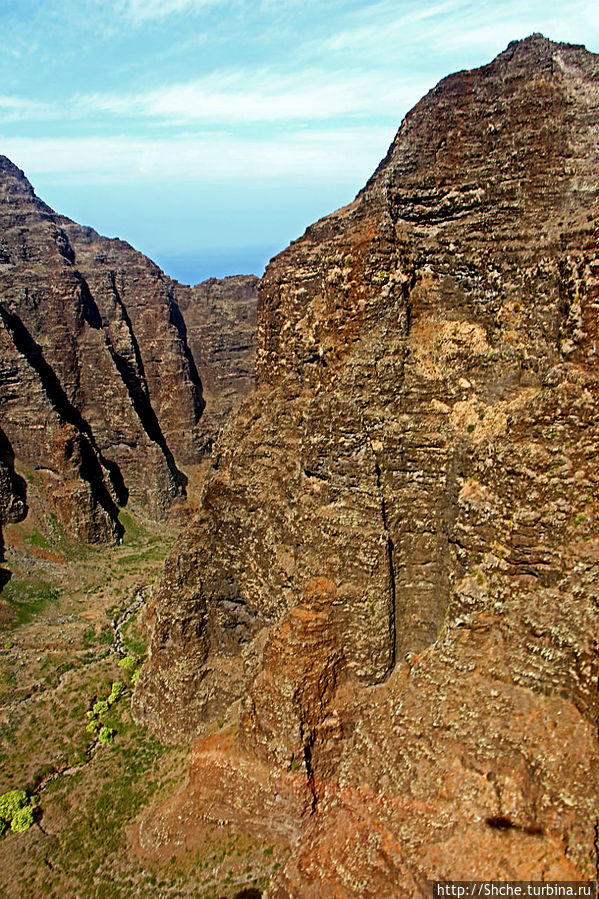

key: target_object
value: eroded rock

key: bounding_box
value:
[136,35,599,893]
[0,157,257,542]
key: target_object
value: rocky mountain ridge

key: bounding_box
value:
[0,156,257,552]
[133,35,599,893]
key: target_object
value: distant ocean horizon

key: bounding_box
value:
[150,246,281,286]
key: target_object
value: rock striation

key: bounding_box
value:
[0,157,257,542]
[135,36,599,892]
[175,274,258,443]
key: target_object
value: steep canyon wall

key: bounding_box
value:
[134,36,599,894]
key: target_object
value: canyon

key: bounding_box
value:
[1,31,599,899]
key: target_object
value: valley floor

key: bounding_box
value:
[0,505,284,898]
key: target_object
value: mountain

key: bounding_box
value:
[0,157,257,550]
[133,35,599,892]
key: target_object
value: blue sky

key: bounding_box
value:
[1,0,598,283]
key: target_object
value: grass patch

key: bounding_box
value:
[121,616,148,657]
[24,528,49,549]
[118,509,150,546]
[1,577,59,627]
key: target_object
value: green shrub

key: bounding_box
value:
[131,668,141,685]
[98,726,115,745]
[92,699,109,716]
[117,656,137,674]
[108,681,125,704]
[10,805,34,833]
[86,719,100,735]
[0,789,33,835]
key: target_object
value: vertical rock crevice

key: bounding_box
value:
[0,300,125,533]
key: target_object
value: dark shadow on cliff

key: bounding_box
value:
[93,274,192,491]
[0,426,28,521]
[0,565,10,591]
[168,294,206,415]
[0,426,28,565]
[0,304,125,536]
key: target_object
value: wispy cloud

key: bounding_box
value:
[78,68,428,125]
[323,0,465,53]
[316,0,599,62]
[1,126,396,185]
[0,95,57,123]
[116,0,228,22]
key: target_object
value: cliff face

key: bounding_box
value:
[135,36,599,891]
[0,158,257,542]
[175,274,258,443]
[0,426,26,560]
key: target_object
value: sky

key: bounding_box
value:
[1,1,598,284]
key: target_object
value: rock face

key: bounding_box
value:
[0,157,257,542]
[175,274,258,443]
[135,35,599,892]
[0,426,26,560]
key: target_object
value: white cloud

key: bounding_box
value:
[317,0,599,62]
[0,95,57,122]
[116,0,226,22]
[78,68,428,125]
[324,0,464,53]
[1,126,396,185]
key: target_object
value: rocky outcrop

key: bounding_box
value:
[0,425,26,561]
[0,158,257,542]
[135,36,599,891]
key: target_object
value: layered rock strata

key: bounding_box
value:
[176,275,258,441]
[0,157,257,542]
[135,35,599,892]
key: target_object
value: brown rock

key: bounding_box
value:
[0,157,257,542]
[0,425,26,561]
[176,274,258,445]
[136,35,599,892]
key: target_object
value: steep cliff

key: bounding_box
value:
[175,274,258,443]
[0,158,257,543]
[0,425,26,561]
[135,36,599,892]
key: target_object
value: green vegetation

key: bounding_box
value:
[25,528,49,549]
[87,681,128,747]
[0,789,34,835]
[0,502,285,893]
[117,655,137,674]
[108,681,125,704]
[10,805,34,833]
[121,616,148,656]
[93,699,110,717]
[118,508,150,546]
[98,726,115,745]
[1,577,59,627]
